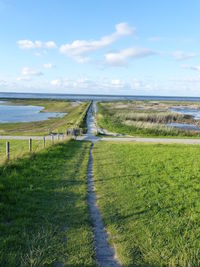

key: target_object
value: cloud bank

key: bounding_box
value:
[60,22,135,62]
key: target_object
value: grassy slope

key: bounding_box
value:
[93,142,200,266]
[0,139,52,165]
[0,140,96,267]
[97,102,200,138]
[0,99,90,136]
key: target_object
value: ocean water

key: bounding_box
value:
[168,107,200,131]
[0,101,66,123]
[171,107,200,119]
[1,92,200,102]
[167,123,200,131]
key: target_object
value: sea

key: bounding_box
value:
[0,92,200,102]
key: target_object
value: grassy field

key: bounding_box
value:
[93,142,200,266]
[97,101,200,137]
[0,140,96,266]
[0,99,90,136]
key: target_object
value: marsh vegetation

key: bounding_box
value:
[97,101,200,137]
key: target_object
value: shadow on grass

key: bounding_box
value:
[0,140,95,267]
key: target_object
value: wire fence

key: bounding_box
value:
[0,131,80,165]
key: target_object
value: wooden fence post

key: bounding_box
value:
[29,138,32,153]
[6,141,10,160]
[51,135,54,145]
[43,137,46,148]
[57,134,60,141]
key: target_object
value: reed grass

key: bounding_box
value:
[97,101,200,137]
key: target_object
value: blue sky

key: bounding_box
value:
[0,0,200,96]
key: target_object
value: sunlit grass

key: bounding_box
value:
[93,142,200,266]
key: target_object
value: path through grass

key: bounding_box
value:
[93,142,200,266]
[0,140,96,266]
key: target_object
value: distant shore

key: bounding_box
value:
[1,92,200,102]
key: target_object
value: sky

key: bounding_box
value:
[0,0,200,96]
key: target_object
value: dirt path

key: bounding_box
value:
[80,101,100,142]
[86,102,121,266]
[87,144,121,267]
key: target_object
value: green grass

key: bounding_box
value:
[0,140,96,266]
[97,101,200,138]
[93,142,200,266]
[0,99,90,136]
[0,139,53,165]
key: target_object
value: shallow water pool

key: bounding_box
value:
[167,123,200,131]
[0,101,66,123]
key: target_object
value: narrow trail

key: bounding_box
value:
[86,102,121,267]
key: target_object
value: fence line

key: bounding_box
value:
[6,141,10,160]
[1,128,82,161]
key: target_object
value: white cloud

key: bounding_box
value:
[21,67,43,76]
[17,40,57,50]
[181,64,200,72]
[111,79,125,88]
[0,79,8,86]
[60,22,135,62]
[49,77,132,93]
[131,78,154,91]
[75,57,90,64]
[105,47,154,66]
[115,22,135,36]
[173,51,197,61]
[17,76,31,81]
[45,41,57,49]
[50,79,61,86]
[43,63,55,69]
